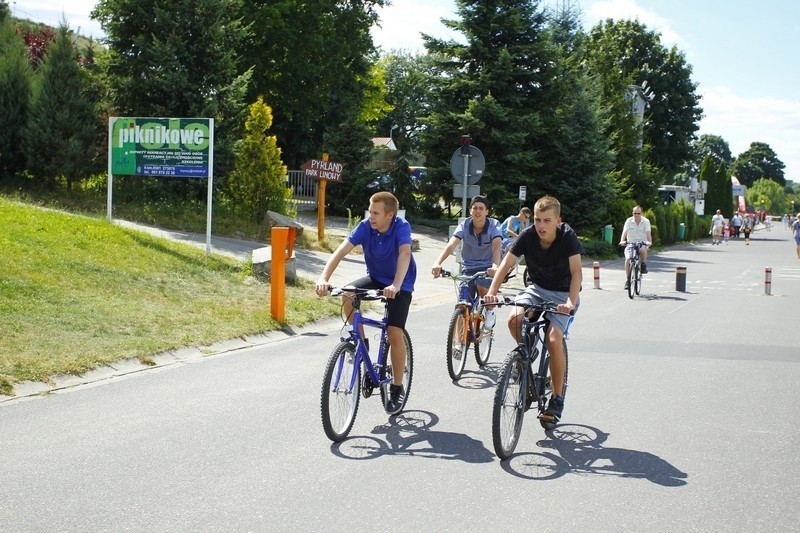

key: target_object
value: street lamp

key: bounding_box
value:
[389,124,399,149]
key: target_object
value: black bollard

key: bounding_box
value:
[676,266,687,292]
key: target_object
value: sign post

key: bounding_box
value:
[300,154,344,241]
[450,136,485,217]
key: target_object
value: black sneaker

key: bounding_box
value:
[540,394,564,422]
[624,281,630,290]
[641,263,648,274]
[386,384,405,415]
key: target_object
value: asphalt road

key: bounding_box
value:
[1,225,799,531]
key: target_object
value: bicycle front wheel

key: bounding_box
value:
[634,263,642,296]
[474,306,493,367]
[380,329,414,413]
[320,342,360,442]
[446,306,469,380]
[492,349,528,459]
[627,262,635,299]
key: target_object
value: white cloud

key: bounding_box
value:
[586,0,689,49]
[371,0,458,53]
[699,88,800,181]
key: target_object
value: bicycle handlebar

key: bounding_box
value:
[481,295,574,316]
[327,286,385,301]
[440,269,489,282]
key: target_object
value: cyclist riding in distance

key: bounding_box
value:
[315,191,417,415]
[484,195,583,424]
[501,207,532,252]
[619,205,652,289]
[431,195,503,330]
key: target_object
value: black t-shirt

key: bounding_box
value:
[510,223,584,291]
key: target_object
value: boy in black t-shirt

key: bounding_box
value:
[485,195,583,424]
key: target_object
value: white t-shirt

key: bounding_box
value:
[712,214,724,228]
[622,216,651,243]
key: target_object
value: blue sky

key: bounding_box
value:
[12,0,800,182]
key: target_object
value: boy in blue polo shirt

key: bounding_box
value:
[316,192,416,414]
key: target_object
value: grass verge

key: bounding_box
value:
[0,197,341,396]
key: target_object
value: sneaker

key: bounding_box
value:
[540,394,564,422]
[386,384,405,415]
[640,263,648,274]
[483,309,496,334]
[624,281,630,290]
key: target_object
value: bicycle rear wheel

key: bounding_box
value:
[320,342,360,442]
[634,263,642,296]
[380,329,414,413]
[446,306,469,380]
[492,349,528,459]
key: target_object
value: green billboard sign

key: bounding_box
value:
[110,117,212,177]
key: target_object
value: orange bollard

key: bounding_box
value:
[271,227,289,322]
[593,261,600,289]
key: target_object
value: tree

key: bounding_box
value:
[534,3,615,230]
[421,0,555,218]
[0,1,9,23]
[240,0,384,170]
[674,134,733,185]
[224,96,291,221]
[92,0,252,179]
[746,178,788,215]
[23,24,101,189]
[730,142,785,187]
[0,20,32,177]
[584,19,702,202]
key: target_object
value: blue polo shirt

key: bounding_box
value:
[348,216,417,292]
[453,217,502,272]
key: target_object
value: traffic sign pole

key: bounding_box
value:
[462,152,469,217]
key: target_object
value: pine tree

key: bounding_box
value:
[23,24,101,189]
[225,97,291,221]
[0,21,32,177]
[421,0,555,217]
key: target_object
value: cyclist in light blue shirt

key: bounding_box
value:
[431,195,503,328]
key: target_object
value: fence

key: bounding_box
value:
[286,170,317,210]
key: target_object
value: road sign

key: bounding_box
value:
[450,146,485,185]
[453,184,480,198]
[300,159,344,182]
[519,186,527,201]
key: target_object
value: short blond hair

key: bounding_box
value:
[534,195,561,216]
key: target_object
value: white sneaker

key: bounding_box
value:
[483,309,496,332]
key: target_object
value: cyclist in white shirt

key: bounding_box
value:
[619,206,652,289]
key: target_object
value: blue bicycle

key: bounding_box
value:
[440,269,495,380]
[320,286,414,442]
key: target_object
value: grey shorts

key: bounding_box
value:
[513,284,578,335]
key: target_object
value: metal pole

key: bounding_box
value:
[462,152,469,218]
[764,267,772,296]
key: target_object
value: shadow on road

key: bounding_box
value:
[331,410,493,463]
[500,423,688,487]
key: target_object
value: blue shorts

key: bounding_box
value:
[513,284,578,335]
[794,234,800,245]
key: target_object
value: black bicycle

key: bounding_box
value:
[622,241,647,299]
[491,298,572,460]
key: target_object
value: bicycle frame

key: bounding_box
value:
[333,292,392,394]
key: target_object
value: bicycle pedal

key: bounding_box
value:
[453,348,462,360]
